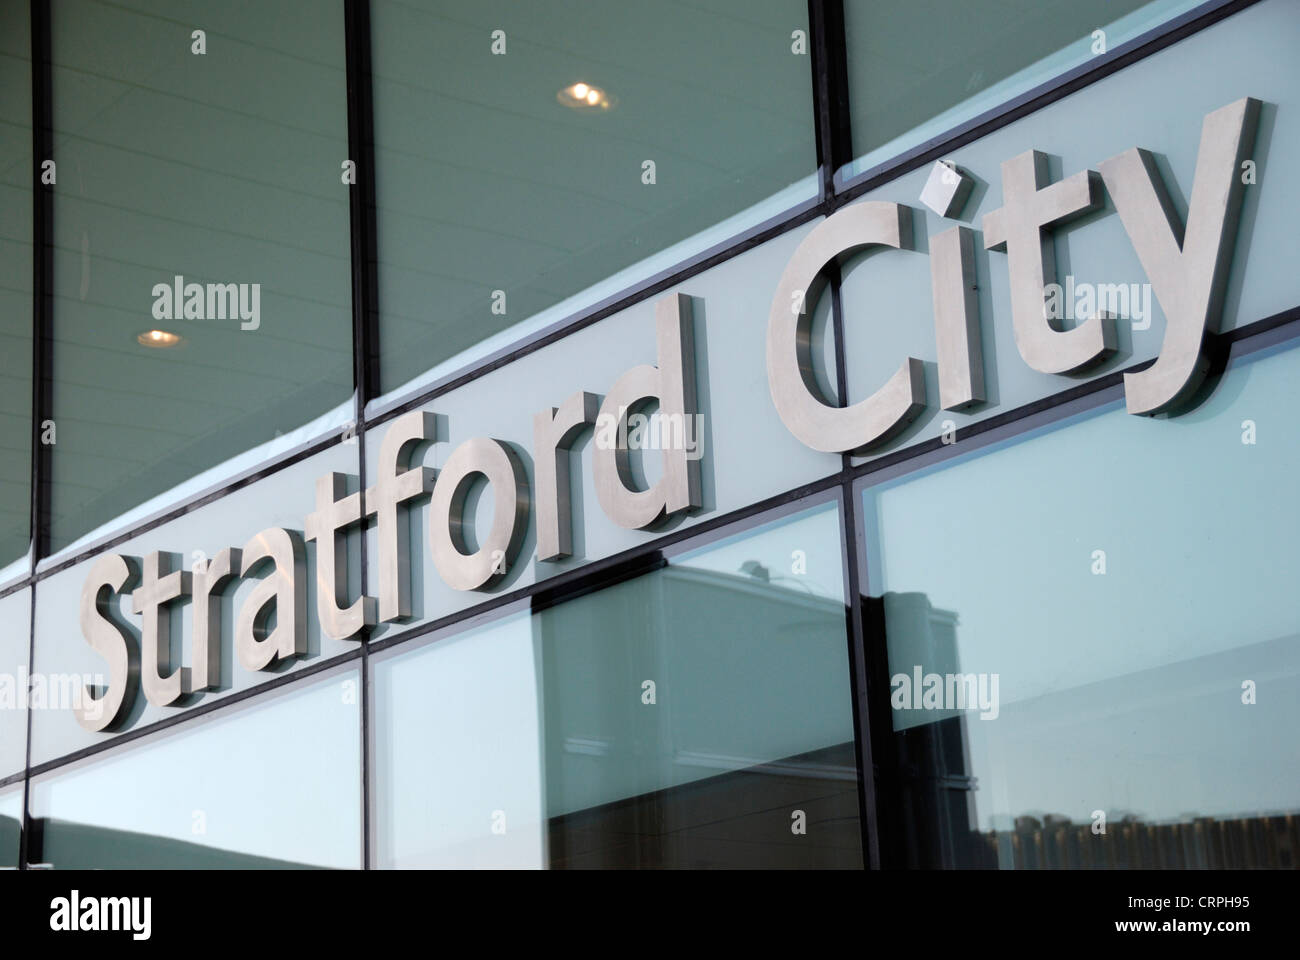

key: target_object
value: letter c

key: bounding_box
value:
[766,201,925,454]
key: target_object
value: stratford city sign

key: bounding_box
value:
[75,97,1261,733]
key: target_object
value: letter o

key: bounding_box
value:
[428,438,530,591]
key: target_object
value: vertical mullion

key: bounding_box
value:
[814,0,873,867]
[830,270,880,870]
[29,0,52,568]
[358,425,371,872]
[345,0,380,408]
[344,0,378,871]
[838,480,879,869]
[807,0,852,203]
[21,0,54,872]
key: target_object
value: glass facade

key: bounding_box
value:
[842,0,1204,177]
[0,0,1296,872]
[0,589,30,780]
[47,0,353,555]
[861,344,1300,868]
[370,0,818,398]
[0,785,20,868]
[0,0,32,575]
[372,503,859,868]
[27,668,361,868]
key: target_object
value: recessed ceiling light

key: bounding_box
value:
[557,81,614,111]
[136,329,184,348]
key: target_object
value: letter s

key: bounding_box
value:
[75,554,140,732]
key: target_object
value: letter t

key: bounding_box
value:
[364,411,435,622]
[983,150,1113,374]
[305,473,375,640]
[132,551,190,707]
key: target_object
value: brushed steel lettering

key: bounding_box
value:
[1099,97,1261,414]
[767,201,925,453]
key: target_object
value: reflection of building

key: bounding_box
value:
[537,563,861,869]
[983,813,1300,869]
[866,592,986,869]
[23,818,313,869]
[866,590,1300,869]
[0,813,17,867]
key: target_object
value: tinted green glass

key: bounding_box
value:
[862,341,1300,868]
[0,786,20,868]
[373,502,861,868]
[843,0,1200,175]
[28,669,361,869]
[48,0,353,553]
[0,0,32,571]
[370,0,818,397]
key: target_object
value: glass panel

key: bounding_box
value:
[29,668,361,868]
[363,218,840,641]
[30,440,360,767]
[1,588,31,779]
[0,0,32,574]
[372,612,546,868]
[839,0,1300,467]
[370,0,818,399]
[843,0,1202,177]
[48,0,353,554]
[861,340,1300,868]
[0,785,20,868]
[373,501,861,868]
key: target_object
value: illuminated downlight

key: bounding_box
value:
[557,81,614,110]
[136,329,184,348]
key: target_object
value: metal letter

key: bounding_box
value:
[593,293,702,528]
[428,438,530,591]
[766,201,925,453]
[191,546,241,693]
[75,554,140,732]
[304,473,375,640]
[534,391,598,560]
[235,527,307,671]
[931,225,985,409]
[1098,97,1261,415]
[131,551,191,707]
[982,151,1113,374]
[364,411,436,621]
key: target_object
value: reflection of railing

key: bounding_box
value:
[980,813,1300,869]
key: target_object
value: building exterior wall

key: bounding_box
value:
[0,0,1296,869]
